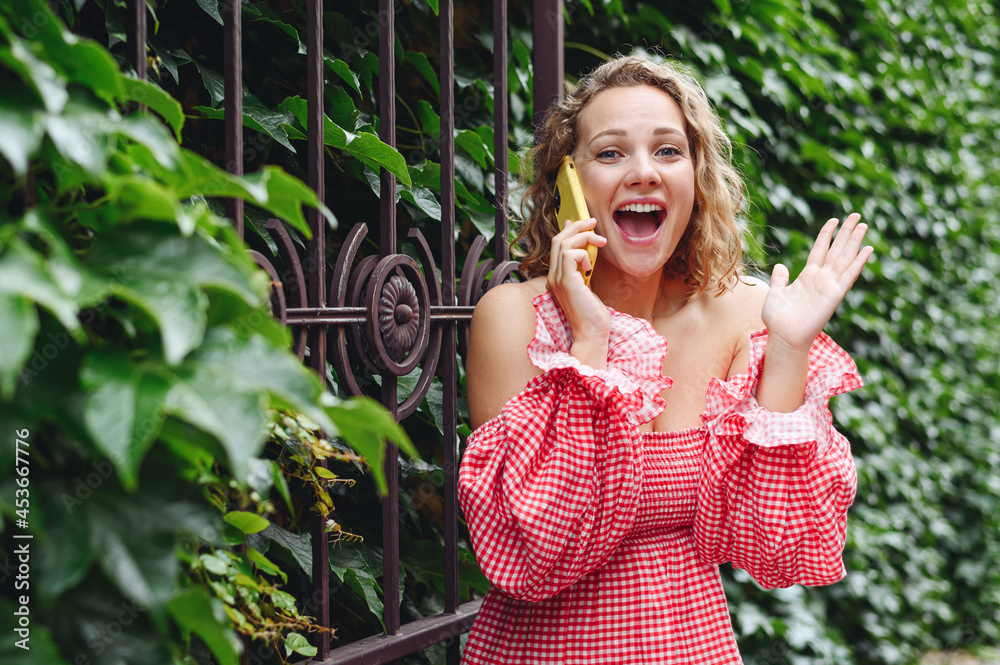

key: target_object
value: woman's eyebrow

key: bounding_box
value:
[653,127,687,138]
[587,126,687,146]
[587,128,626,145]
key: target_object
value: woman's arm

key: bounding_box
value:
[753,213,872,412]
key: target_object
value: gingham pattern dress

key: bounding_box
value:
[458,292,862,664]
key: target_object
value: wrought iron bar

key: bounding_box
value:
[439,0,461,660]
[286,306,474,327]
[305,0,331,658]
[315,599,483,665]
[493,0,509,262]
[128,0,146,79]
[223,0,243,239]
[378,0,402,642]
[221,5,249,665]
[533,0,564,141]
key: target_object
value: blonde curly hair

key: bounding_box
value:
[514,55,746,296]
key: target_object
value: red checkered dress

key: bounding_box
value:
[458,292,862,664]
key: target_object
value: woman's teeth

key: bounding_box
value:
[617,203,664,213]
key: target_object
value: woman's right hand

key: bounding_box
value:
[546,218,610,369]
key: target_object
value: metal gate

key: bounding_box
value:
[126,0,565,662]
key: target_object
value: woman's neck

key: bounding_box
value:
[591,267,691,322]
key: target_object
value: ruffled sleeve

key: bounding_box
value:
[694,330,863,589]
[458,291,670,601]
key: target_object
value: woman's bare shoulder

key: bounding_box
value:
[704,274,770,378]
[467,277,548,429]
[734,273,769,322]
[471,277,547,326]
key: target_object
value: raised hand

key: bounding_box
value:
[762,213,874,353]
[546,217,610,366]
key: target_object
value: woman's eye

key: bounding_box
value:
[658,147,682,157]
[596,149,621,159]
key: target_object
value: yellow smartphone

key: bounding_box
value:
[553,156,598,286]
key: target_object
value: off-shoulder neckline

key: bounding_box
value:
[639,424,706,441]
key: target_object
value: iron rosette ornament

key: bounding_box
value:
[328,224,440,419]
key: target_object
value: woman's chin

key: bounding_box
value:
[595,251,670,281]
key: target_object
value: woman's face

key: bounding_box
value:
[571,84,696,280]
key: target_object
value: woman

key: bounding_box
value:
[458,55,872,663]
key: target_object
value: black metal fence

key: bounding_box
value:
[124,0,565,663]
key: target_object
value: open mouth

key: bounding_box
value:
[613,202,665,239]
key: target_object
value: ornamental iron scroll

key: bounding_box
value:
[456,234,523,360]
[248,219,308,360]
[323,223,444,421]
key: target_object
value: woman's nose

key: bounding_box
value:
[626,155,661,187]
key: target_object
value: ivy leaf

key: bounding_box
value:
[0,97,44,175]
[409,160,441,192]
[260,524,312,579]
[120,277,208,364]
[414,99,440,139]
[284,633,317,658]
[246,457,274,496]
[330,543,385,628]
[122,76,185,140]
[37,490,96,602]
[49,33,124,104]
[148,39,193,85]
[277,94,354,148]
[270,459,293,514]
[223,510,269,534]
[404,50,439,97]
[111,176,182,223]
[279,96,411,186]
[346,132,412,187]
[116,115,180,170]
[85,225,257,363]
[455,129,490,169]
[325,397,417,495]
[328,85,360,131]
[167,150,328,237]
[246,546,286,582]
[80,352,174,489]
[400,185,441,221]
[240,167,334,235]
[3,37,68,113]
[169,328,352,480]
[164,363,267,481]
[0,238,82,337]
[243,0,306,53]
[325,56,361,96]
[195,62,225,107]
[187,328,328,423]
[88,504,179,607]
[0,295,38,399]
[43,101,111,175]
[166,588,241,665]
[195,0,223,25]
[194,93,297,153]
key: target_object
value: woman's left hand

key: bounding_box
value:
[762,213,874,353]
